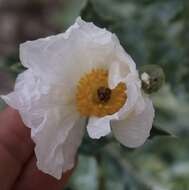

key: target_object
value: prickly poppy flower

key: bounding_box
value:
[1,17,154,179]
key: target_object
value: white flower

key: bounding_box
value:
[1,17,154,179]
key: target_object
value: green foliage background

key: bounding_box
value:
[0,0,189,189]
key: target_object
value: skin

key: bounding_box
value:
[0,107,74,190]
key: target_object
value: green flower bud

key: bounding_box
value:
[139,65,165,94]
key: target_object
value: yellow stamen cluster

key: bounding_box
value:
[76,69,127,117]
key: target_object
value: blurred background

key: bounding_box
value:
[0,0,189,189]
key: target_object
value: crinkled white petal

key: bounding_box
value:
[113,36,136,74]
[1,69,81,179]
[20,17,122,87]
[108,49,137,89]
[132,89,146,115]
[1,70,75,114]
[61,117,86,172]
[112,98,154,148]
[114,73,142,120]
[34,107,79,179]
[87,115,117,139]
[108,61,124,89]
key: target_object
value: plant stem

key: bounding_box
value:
[96,153,106,190]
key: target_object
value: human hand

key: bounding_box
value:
[0,107,74,190]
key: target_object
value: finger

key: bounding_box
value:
[14,156,74,190]
[0,107,34,190]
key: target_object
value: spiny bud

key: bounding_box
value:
[139,65,165,94]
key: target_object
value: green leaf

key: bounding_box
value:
[149,125,173,139]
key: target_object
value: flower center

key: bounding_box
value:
[97,87,111,102]
[76,69,127,117]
